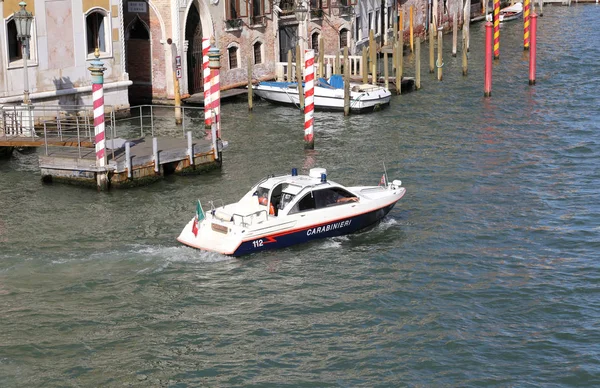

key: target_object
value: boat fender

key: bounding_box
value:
[214,209,233,222]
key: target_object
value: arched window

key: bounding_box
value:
[340,28,349,49]
[5,15,38,66]
[228,45,239,69]
[85,9,111,57]
[7,19,22,62]
[311,32,319,53]
[253,42,262,65]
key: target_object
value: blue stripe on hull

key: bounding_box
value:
[233,203,396,256]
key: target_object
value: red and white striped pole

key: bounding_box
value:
[484,22,493,97]
[88,49,108,190]
[202,38,212,128]
[529,14,537,85]
[523,0,531,50]
[208,39,221,138]
[304,49,315,150]
[493,0,500,59]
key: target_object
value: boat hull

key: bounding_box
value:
[253,84,391,113]
[231,202,396,256]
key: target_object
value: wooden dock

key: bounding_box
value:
[1,104,224,190]
[183,88,248,105]
[39,136,222,189]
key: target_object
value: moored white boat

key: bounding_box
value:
[485,2,523,22]
[252,75,392,113]
[177,168,406,256]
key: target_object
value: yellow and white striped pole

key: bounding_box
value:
[524,0,531,50]
[493,0,500,59]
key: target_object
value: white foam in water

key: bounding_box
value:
[320,235,350,250]
[129,244,234,265]
[377,218,398,231]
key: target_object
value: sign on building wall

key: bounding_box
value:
[128,1,148,13]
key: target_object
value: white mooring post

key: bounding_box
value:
[186,130,194,164]
[152,137,159,173]
[211,122,219,161]
[125,142,132,179]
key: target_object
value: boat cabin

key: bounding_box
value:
[250,169,359,217]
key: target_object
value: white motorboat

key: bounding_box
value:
[252,75,392,113]
[485,2,523,22]
[177,168,406,256]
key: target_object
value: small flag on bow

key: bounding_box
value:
[379,174,386,186]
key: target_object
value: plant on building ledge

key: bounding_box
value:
[310,9,324,19]
[250,15,266,27]
[338,6,353,17]
[225,18,243,30]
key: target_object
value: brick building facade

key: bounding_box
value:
[0,0,480,107]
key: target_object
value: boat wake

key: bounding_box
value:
[130,244,233,264]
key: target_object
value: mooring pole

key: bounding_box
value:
[452,11,458,57]
[493,0,500,59]
[437,28,443,81]
[211,121,218,161]
[187,130,194,165]
[319,37,325,79]
[296,45,304,110]
[208,38,221,138]
[125,141,132,179]
[152,137,159,173]
[429,23,435,73]
[344,47,350,116]
[384,52,389,90]
[529,14,537,85]
[524,0,531,50]
[362,47,368,84]
[287,49,293,82]
[202,38,212,128]
[369,30,376,85]
[409,5,414,52]
[484,22,493,97]
[304,49,315,149]
[462,33,468,76]
[88,49,108,191]
[170,41,182,125]
[247,59,253,111]
[415,37,421,90]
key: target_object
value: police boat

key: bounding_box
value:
[177,168,406,256]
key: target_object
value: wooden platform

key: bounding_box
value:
[183,88,249,105]
[38,136,222,189]
[0,135,93,148]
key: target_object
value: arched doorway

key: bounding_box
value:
[185,3,203,95]
[126,16,152,104]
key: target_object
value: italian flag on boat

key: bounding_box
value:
[192,200,204,236]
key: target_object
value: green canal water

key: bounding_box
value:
[1,6,599,387]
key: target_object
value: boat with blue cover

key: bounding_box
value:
[252,75,392,113]
[177,168,406,256]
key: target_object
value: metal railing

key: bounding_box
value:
[275,54,363,82]
[1,104,207,158]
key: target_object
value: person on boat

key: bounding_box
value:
[337,196,359,203]
[257,192,276,216]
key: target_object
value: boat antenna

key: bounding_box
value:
[383,162,389,186]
